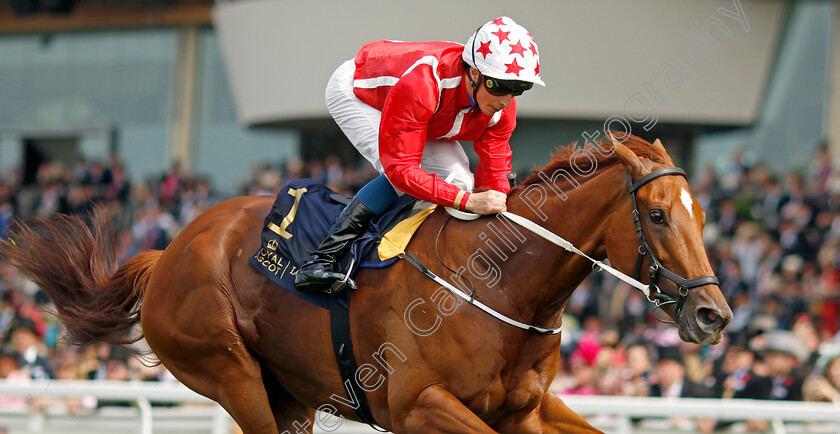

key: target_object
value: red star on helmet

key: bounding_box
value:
[534,61,540,75]
[505,58,524,76]
[528,34,538,55]
[491,17,506,26]
[476,40,493,59]
[491,28,511,45]
[509,40,526,57]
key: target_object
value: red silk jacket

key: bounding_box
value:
[352,40,515,209]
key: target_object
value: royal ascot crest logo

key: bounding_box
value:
[254,246,299,278]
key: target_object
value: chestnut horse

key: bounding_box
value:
[3,134,731,433]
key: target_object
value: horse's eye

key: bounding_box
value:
[650,210,666,225]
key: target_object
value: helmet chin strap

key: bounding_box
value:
[466,69,481,107]
[468,24,484,107]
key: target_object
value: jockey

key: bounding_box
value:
[295,16,544,293]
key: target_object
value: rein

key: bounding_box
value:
[401,167,719,334]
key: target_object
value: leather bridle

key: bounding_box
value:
[628,167,720,323]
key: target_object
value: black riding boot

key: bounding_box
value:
[295,198,375,294]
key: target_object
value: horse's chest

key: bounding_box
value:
[502,371,546,411]
[465,369,545,418]
[464,377,507,417]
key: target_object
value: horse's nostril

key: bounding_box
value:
[697,307,719,328]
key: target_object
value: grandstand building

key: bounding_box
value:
[0,0,836,194]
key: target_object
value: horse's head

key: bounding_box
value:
[606,134,732,345]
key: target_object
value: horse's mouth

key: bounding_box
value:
[679,321,722,345]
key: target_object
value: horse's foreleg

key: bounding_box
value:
[493,392,602,434]
[393,385,497,434]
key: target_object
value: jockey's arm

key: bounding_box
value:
[473,98,516,194]
[459,99,517,214]
[378,67,473,211]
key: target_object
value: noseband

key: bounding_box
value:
[628,168,720,323]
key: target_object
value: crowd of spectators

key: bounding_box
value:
[0,144,838,429]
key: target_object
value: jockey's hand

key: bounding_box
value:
[465,190,507,214]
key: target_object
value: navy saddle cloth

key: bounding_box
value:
[249,179,418,309]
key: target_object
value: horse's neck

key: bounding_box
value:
[500,166,626,324]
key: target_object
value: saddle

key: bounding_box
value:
[249,178,435,307]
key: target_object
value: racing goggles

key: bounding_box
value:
[483,76,533,97]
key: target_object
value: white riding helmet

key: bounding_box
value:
[463,16,545,87]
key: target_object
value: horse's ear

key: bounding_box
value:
[609,132,646,180]
[652,139,675,166]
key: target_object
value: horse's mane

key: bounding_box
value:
[520,133,670,186]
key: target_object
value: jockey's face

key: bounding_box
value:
[468,68,514,117]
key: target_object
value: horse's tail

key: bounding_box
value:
[1,206,161,347]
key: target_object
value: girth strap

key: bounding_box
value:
[328,296,384,431]
[399,251,563,335]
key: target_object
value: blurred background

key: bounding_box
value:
[0,0,839,432]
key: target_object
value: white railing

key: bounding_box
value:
[0,380,232,434]
[2,381,840,434]
[564,395,840,434]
